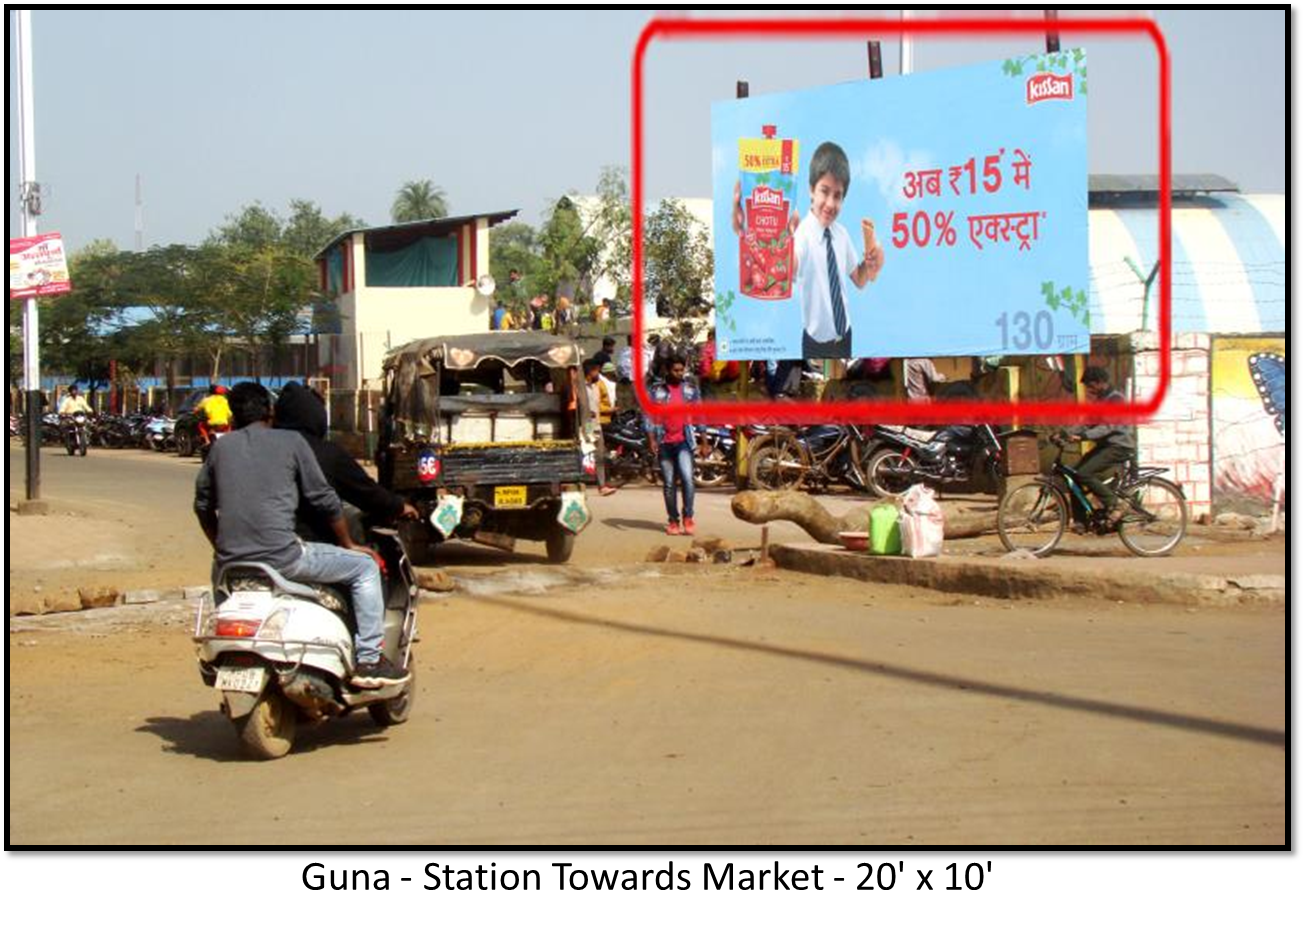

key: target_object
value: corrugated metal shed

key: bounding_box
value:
[1088,192,1285,336]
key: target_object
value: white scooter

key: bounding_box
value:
[193,528,419,759]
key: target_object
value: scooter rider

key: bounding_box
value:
[194,382,409,689]
[195,384,232,447]
[272,381,418,537]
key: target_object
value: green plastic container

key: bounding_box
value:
[869,504,902,555]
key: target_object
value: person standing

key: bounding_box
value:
[646,355,701,535]
[904,358,946,402]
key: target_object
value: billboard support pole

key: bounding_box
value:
[1045,10,1061,53]
[733,79,752,485]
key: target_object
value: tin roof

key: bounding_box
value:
[1088,192,1284,335]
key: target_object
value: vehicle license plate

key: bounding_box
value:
[216,665,268,693]
[494,485,528,508]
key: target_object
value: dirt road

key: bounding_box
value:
[8,567,1285,845]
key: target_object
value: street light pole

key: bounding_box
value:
[17,9,44,504]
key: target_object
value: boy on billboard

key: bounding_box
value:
[732,140,885,360]
[793,141,885,359]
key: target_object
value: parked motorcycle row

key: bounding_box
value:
[13,411,189,455]
[600,411,1010,498]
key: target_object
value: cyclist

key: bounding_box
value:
[1066,366,1135,527]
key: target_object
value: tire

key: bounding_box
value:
[748,438,805,491]
[79,441,88,457]
[1117,477,1187,557]
[234,690,297,760]
[545,524,576,564]
[368,654,416,727]
[693,442,732,488]
[66,441,76,456]
[997,480,1068,557]
[176,428,194,458]
[865,448,918,498]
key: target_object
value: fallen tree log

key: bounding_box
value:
[731,490,1000,543]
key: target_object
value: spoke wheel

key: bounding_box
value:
[748,439,805,491]
[998,481,1068,557]
[1117,477,1187,557]
[694,442,732,488]
[865,449,918,498]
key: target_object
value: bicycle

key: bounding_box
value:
[997,432,1188,557]
[747,424,876,493]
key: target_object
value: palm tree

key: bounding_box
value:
[391,180,449,223]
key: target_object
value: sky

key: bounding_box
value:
[7,8,1288,255]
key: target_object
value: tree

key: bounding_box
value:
[391,180,449,223]
[643,198,713,321]
[38,240,132,395]
[488,220,543,307]
[283,199,363,260]
[591,166,633,304]
[224,245,314,381]
[121,245,215,410]
[536,196,601,303]
[209,202,284,251]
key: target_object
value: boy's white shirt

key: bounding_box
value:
[794,212,859,342]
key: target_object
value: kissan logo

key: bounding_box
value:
[1026,72,1073,105]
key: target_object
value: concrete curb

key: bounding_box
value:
[770,543,1286,608]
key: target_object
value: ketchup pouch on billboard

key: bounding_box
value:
[739,125,799,301]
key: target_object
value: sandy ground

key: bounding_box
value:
[8,567,1285,845]
[8,441,1287,845]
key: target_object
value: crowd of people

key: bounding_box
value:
[490,269,619,333]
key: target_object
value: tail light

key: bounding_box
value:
[215,618,262,638]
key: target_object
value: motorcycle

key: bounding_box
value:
[198,421,231,459]
[601,409,660,487]
[193,528,418,760]
[143,415,176,452]
[39,412,64,446]
[61,412,90,456]
[863,423,1007,498]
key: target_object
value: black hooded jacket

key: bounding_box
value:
[274,382,405,539]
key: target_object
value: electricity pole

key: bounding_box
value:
[17,9,46,510]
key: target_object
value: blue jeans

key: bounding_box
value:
[658,442,695,523]
[283,542,385,664]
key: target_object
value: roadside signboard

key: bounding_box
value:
[10,232,72,299]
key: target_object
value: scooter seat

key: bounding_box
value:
[221,561,350,610]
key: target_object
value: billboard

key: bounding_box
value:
[710,52,1089,362]
[9,232,73,299]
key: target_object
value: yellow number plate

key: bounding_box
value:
[494,485,528,508]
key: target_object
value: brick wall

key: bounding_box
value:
[1128,332,1212,518]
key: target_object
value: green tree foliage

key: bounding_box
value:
[488,220,543,310]
[536,196,601,303]
[35,240,132,394]
[643,198,713,320]
[591,166,633,305]
[283,199,363,259]
[391,180,450,223]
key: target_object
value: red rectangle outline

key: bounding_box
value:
[632,16,1170,426]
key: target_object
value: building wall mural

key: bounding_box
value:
[1211,336,1286,512]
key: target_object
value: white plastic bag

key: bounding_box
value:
[899,484,945,558]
